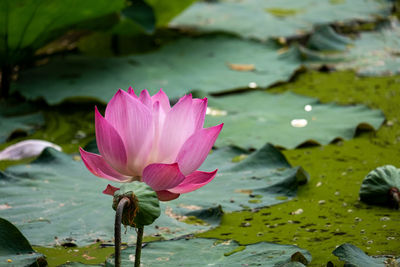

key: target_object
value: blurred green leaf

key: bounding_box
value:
[302,22,400,76]
[170,0,392,41]
[110,0,196,36]
[122,0,155,33]
[13,36,301,104]
[0,100,44,143]
[0,0,125,66]
[146,0,197,27]
[205,91,385,149]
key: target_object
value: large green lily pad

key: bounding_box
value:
[0,0,125,66]
[302,23,400,76]
[12,36,301,104]
[0,142,306,246]
[333,243,399,267]
[170,0,392,41]
[106,238,311,266]
[0,217,45,266]
[205,91,385,149]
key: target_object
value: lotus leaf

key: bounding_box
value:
[205,91,384,149]
[302,23,400,76]
[0,0,125,66]
[0,217,45,266]
[12,36,301,104]
[333,243,399,267]
[359,165,400,207]
[106,238,311,267]
[170,0,392,41]
[0,143,307,246]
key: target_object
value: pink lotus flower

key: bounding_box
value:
[79,88,223,201]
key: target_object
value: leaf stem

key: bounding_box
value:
[114,197,131,267]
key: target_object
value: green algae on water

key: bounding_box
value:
[199,71,400,266]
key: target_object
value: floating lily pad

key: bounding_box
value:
[205,91,385,149]
[359,165,400,208]
[0,217,46,266]
[170,0,392,41]
[0,101,44,143]
[0,148,115,246]
[0,0,125,66]
[0,142,306,246]
[13,36,301,104]
[302,23,400,76]
[106,238,311,267]
[333,243,399,267]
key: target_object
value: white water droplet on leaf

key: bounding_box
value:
[291,119,308,128]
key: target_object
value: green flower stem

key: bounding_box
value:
[115,197,131,267]
[135,226,144,267]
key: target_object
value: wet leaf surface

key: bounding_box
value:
[170,0,392,41]
[0,143,306,246]
[0,100,44,144]
[303,22,400,76]
[12,36,300,104]
[105,238,311,267]
[333,243,399,267]
[205,91,384,149]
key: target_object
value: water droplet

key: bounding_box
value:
[248,82,257,88]
[206,107,227,116]
[291,119,308,128]
[304,105,312,112]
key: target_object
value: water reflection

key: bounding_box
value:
[291,119,308,128]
